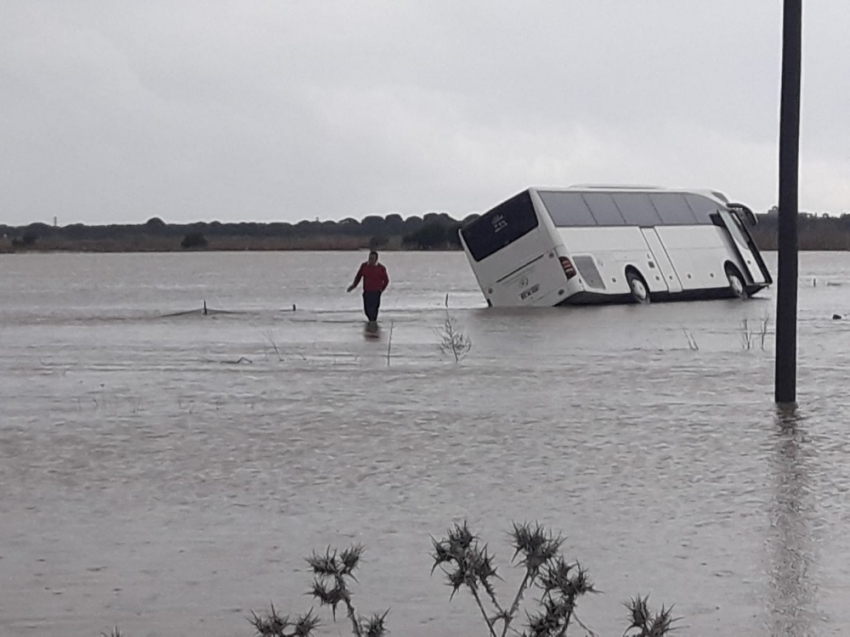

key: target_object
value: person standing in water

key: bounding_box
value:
[347,250,389,325]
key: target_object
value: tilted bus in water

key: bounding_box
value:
[459,185,772,307]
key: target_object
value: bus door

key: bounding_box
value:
[716,209,768,284]
[640,228,683,293]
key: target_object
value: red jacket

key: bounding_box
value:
[353,263,389,292]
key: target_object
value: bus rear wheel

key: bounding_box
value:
[725,265,748,299]
[626,270,650,304]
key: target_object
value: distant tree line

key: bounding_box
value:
[747,212,850,250]
[0,212,482,252]
[5,209,850,252]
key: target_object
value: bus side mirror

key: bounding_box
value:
[728,203,757,226]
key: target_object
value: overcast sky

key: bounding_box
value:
[1,1,848,226]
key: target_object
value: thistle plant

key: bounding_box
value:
[431,521,675,637]
[307,545,389,637]
[249,605,320,637]
[249,545,387,637]
[624,595,677,637]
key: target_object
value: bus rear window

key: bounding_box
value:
[461,191,539,262]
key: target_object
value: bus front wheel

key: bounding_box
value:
[626,270,650,304]
[725,265,748,299]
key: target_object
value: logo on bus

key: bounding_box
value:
[492,214,508,233]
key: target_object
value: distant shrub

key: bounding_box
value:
[11,231,38,248]
[403,222,446,249]
[181,231,208,249]
[369,234,389,250]
[403,221,462,250]
[145,217,166,227]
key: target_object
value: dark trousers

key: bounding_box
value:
[363,291,382,322]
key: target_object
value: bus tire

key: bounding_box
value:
[725,264,748,299]
[626,269,650,304]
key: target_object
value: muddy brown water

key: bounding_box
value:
[1,251,849,636]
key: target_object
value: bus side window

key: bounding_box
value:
[612,193,661,226]
[684,195,717,224]
[649,194,698,225]
[538,192,596,227]
[582,193,625,226]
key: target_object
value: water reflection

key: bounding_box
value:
[767,404,816,636]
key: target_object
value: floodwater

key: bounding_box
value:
[1,250,850,637]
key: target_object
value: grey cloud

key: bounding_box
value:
[1,1,847,225]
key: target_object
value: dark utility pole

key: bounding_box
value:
[775,0,803,404]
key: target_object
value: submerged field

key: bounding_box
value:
[1,250,850,636]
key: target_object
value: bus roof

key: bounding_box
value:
[528,185,729,204]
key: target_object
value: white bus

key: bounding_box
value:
[459,185,772,307]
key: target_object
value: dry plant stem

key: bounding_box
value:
[573,611,598,637]
[760,314,770,350]
[386,321,394,366]
[500,570,532,637]
[343,596,362,637]
[470,587,498,637]
[265,331,283,361]
[481,580,505,622]
[740,319,753,350]
[437,312,472,362]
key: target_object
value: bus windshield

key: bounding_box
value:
[460,190,539,262]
